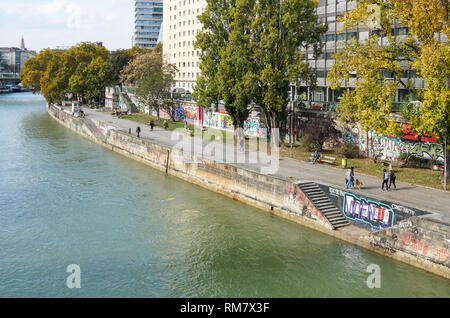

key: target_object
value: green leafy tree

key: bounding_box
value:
[194,0,233,113]
[109,47,151,85]
[21,43,114,105]
[327,0,449,181]
[249,0,326,143]
[196,0,326,145]
[121,45,177,121]
[20,49,59,93]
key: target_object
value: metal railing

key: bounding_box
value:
[0,73,20,79]
[295,100,410,113]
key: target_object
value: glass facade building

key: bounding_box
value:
[133,1,163,49]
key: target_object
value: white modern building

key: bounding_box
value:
[162,0,206,92]
[133,0,164,49]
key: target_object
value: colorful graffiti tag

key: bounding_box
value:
[359,135,444,163]
[244,115,267,138]
[344,124,444,164]
[343,193,395,230]
[204,110,267,138]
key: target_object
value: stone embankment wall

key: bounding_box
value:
[47,104,449,279]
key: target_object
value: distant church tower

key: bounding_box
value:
[20,37,26,50]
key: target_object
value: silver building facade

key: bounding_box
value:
[133,0,164,49]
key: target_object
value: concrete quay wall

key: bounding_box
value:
[47,104,450,279]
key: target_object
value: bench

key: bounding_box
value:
[310,154,337,165]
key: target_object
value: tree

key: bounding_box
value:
[70,57,113,104]
[20,49,59,93]
[196,0,326,145]
[303,116,339,151]
[194,0,233,114]
[327,0,449,181]
[109,47,151,85]
[248,0,327,144]
[39,50,69,104]
[121,44,177,121]
[20,43,114,105]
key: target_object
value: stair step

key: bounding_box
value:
[304,190,322,194]
[300,184,320,189]
[322,208,340,213]
[324,212,342,217]
[328,216,347,222]
[331,220,350,225]
[334,223,351,229]
[312,198,330,203]
[316,202,335,208]
[299,184,317,189]
[309,194,328,199]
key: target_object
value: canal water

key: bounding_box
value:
[0,93,448,298]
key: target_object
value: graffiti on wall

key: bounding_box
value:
[343,193,395,230]
[204,110,267,138]
[204,111,234,131]
[149,105,200,124]
[344,124,445,164]
[324,185,430,230]
[359,135,444,163]
[244,114,267,138]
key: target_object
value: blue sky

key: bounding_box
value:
[0,0,135,51]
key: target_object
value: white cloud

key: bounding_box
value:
[0,0,134,51]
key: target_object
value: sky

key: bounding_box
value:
[0,0,135,52]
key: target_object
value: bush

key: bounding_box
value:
[300,134,315,152]
[337,142,362,159]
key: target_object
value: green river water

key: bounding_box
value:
[0,93,448,298]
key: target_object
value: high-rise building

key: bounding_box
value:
[162,0,206,92]
[133,0,164,49]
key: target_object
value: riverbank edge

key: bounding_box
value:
[47,104,450,280]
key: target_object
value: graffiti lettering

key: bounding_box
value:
[433,248,449,262]
[343,193,394,230]
[401,234,429,255]
[391,204,416,216]
[358,132,444,164]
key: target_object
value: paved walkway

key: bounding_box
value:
[83,108,450,224]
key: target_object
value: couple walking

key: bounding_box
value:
[382,169,397,191]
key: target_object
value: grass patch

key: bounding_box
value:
[280,144,447,191]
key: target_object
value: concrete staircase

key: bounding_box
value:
[297,182,350,230]
[119,91,139,113]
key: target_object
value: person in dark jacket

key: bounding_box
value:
[149,120,155,131]
[136,126,141,138]
[389,170,397,190]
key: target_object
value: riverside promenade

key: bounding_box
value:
[84,108,450,225]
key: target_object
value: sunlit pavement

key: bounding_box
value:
[83,108,450,224]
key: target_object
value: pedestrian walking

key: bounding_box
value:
[239,136,245,152]
[136,126,141,138]
[149,120,155,131]
[346,167,354,189]
[389,170,397,190]
[163,120,169,130]
[382,169,389,191]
